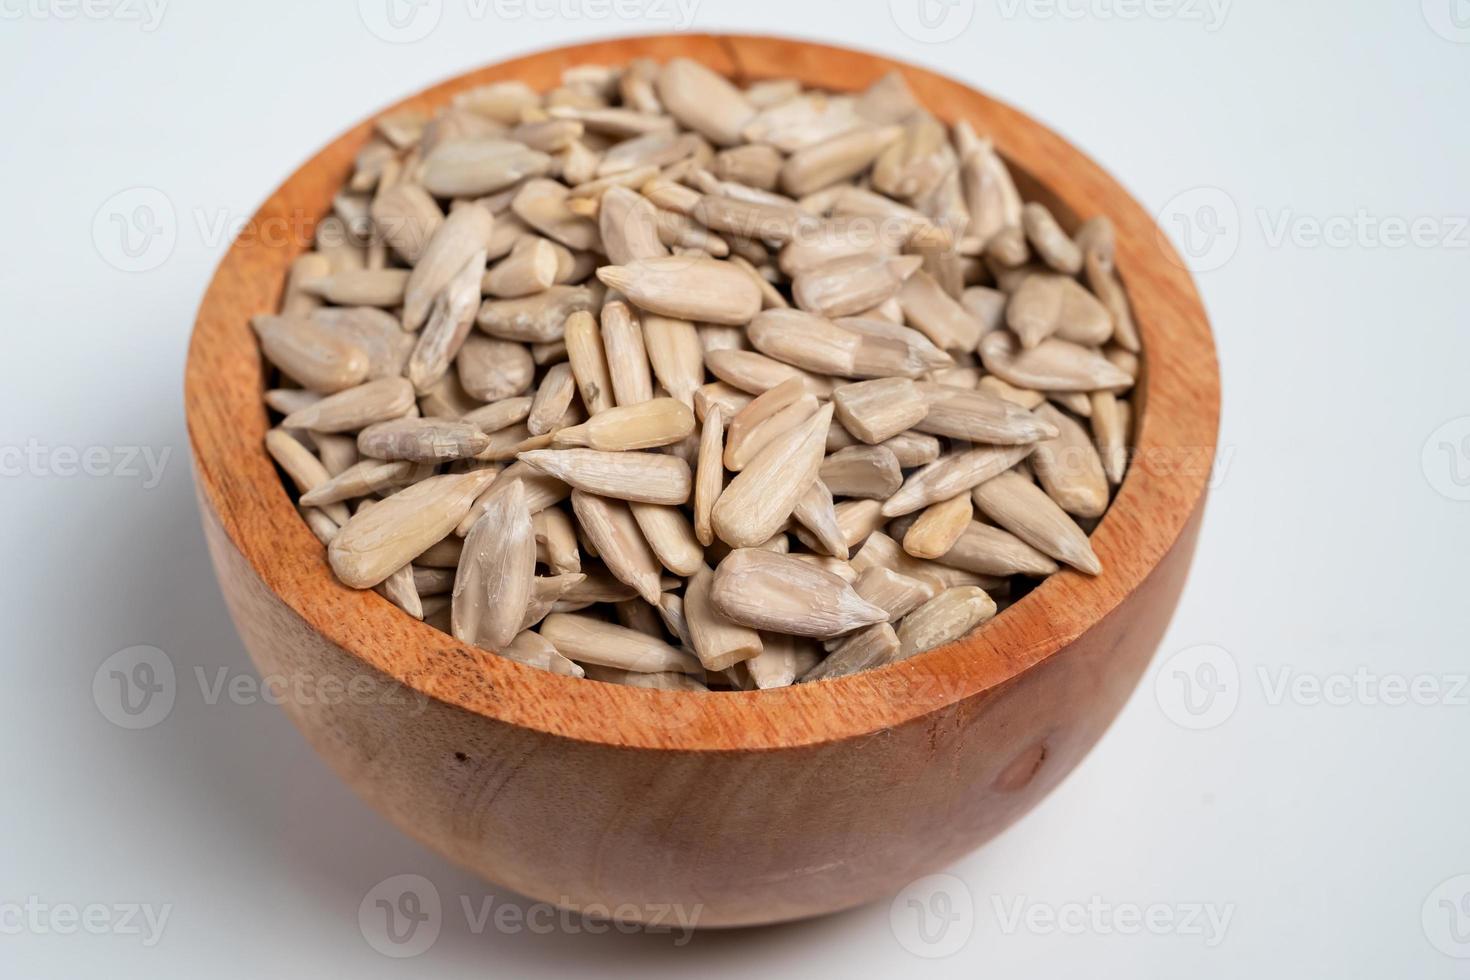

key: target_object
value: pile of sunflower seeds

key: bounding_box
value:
[258,59,1140,690]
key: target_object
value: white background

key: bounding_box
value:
[2,0,1468,975]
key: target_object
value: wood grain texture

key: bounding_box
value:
[184,34,1220,927]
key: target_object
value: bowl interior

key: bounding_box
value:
[185,33,1218,751]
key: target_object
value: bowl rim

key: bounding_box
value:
[185,32,1219,753]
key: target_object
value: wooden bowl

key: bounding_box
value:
[185,34,1219,928]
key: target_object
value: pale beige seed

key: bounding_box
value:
[693,406,724,548]
[415,536,465,569]
[310,431,358,477]
[461,395,533,434]
[1022,202,1083,275]
[979,332,1133,392]
[408,248,485,393]
[376,561,424,619]
[1031,403,1110,518]
[531,507,580,574]
[705,349,834,397]
[598,299,654,406]
[518,449,691,505]
[476,285,596,344]
[792,480,848,559]
[512,178,600,251]
[552,398,694,451]
[420,372,482,419]
[896,586,998,659]
[309,307,414,381]
[501,630,585,678]
[539,612,701,674]
[820,445,904,500]
[370,183,442,265]
[1091,390,1128,485]
[793,251,922,319]
[802,623,901,682]
[570,491,663,603]
[694,381,753,421]
[745,632,817,690]
[281,377,416,433]
[978,374,1047,409]
[265,430,351,525]
[972,470,1101,575]
[299,506,340,545]
[831,378,928,444]
[475,424,553,462]
[954,125,1022,244]
[251,314,370,394]
[357,418,490,462]
[404,204,494,331]
[725,380,817,471]
[713,143,783,189]
[745,309,858,377]
[511,117,584,152]
[299,458,424,506]
[825,185,952,250]
[329,469,496,588]
[421,138,550,198]
[483,236,558,297]
[742,91,864,153]
[581,664,709,690]
[301,268,410,308]
[526,362,576,436]
[650,208,730,256]
[628,502,703,577]
[985,224,1030,267]
[614,597,666,639]
[598,185,668,266]
[903,494,973,559]
[1007,272,1112,349]
[852,565,935,623]
[451,80,538,122]
[885,431,944,468]
[546,105,675,139]
[456,335,534,401]
[872,111,951,200]
[689,194,817,245]
[597,130,701,177]
[710,548,888,638]
[684,565,763,671]
[711,402,832,548]
[781,125,904,197]
[1085,249,1141,353]
[283,253,330,315]
[456,460,568,535]
[640,313,703,406]
[451,479,535,650]
[596,256,761,326]
[932,521,1059,577]
[777,216,901,277]
[897,271,985,352]
[959,285,1007,338]
[639,175,702,215]
[914,382,1059,445]
[830,316,955,378]
[563,310,614,414]
[654,58,755,146]
[883,444,1035,517]
[851,531,998,594]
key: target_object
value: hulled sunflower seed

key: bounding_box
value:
[452,479,535,650]
[301,268,410,308]
[781,124,904,197]
[831,378,928,444]
[711,402,832,548]
[421,138,551,198]
[820,445,904,500]
[551,397,694,451]
[972,470,1101,575]
[252,315,370,394]
[913,382,1058,445]
[896,586,998,658]
[329,469,496,588]
[476,285,596,343]
[596,256,761,326]
[526,362,577,436]
[562,310,614,414]
[357,418,490,462]
[710,549,888,638]
[802,623,901,681]
[1007,272,1112,349]
[882,443,1035,517]
[902,493,973,559]
[1022,202,1083,275]
[979,331,1133,392]
[281,377,416,433]
[1091,390,1128,485]
[501,630,585,677]
[684,565,763,671]
[791,480,849,560]
[404,204,494,331]
[570,490,664,603]
[1030,402,1110,518]
[407,248,486,393]
[518,449,691,505]
[539,612,701,674]
[655,58,756,146]
[931,521,1059,577]
[852,565,934,622]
